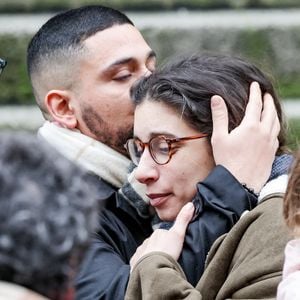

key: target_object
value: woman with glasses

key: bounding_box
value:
[125,54,292,299]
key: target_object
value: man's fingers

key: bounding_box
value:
[261,93,280,135]
[243,81,263,123]
[211,95,229,138]
[170,202,194,238]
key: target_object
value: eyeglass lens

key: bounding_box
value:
[128,136,170,165]
[149,136,170,164]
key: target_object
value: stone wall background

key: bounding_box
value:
[1,9,300,147]
[1,10,300,105]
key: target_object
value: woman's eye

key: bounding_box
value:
[157,144,169,154]
[159,146,169,153]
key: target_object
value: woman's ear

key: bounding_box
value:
[45,90,77,128]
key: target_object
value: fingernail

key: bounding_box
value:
[264,93,272,100]
[211,96,220,107]
[185,202,194,211]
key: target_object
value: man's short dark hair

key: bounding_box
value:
[0,132,99,299]
[27,5,134,117]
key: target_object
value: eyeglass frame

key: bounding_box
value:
[125,134,208,166]
[0,58,7,76]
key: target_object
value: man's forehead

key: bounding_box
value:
[83,24,148,50]
[82,24,153,68]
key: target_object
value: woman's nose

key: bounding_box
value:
[134,148,159,184]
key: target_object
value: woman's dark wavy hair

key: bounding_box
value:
[131,54,287,154]
[0,132,99,299]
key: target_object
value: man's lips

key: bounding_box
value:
[146,193,172,207]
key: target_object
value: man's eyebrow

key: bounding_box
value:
[105,50,157,71]
[106,57,133,70]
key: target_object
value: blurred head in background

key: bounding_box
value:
[0,132,99,299]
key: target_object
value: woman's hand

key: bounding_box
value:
[130,202,195,272]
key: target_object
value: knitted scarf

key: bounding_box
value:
[38,121,130,188]
[258,153,294,202]
[38,122,150,217]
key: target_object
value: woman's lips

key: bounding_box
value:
[146,193,172,207]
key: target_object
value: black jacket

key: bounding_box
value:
[177,166,257,285]
[75,165,257,300]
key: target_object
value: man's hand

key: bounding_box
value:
[211,81,280,193]
[130,202,195,271]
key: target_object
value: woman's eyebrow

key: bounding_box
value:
[133,132,176,139]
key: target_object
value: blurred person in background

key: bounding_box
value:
[277,149,300,299]
[0,132,99,300]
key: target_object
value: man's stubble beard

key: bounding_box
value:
[81,104,133,156]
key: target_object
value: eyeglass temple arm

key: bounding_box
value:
[170,134,208,143]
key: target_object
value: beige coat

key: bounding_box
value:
[126,194,292,300]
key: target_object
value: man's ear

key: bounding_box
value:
[45,90,77,129]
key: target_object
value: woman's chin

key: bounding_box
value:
[157,210,177,222]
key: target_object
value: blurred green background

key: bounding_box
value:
[1,0,300,149]
[1,0,300,12]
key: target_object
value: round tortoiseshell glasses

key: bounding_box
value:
[125,134,208,166]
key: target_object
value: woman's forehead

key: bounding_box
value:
[134,100,199,140]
